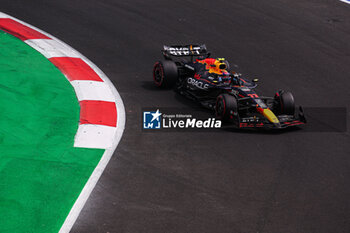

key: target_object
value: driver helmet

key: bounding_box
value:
[215,58,227,71]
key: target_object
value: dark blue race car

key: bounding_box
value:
[152,44,306,129]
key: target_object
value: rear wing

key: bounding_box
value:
[162,44,209,59]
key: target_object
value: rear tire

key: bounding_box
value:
[215,94,238,122]
[153,60,178,88]
[274,90,295,115]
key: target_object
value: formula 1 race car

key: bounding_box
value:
[152,44,306,129]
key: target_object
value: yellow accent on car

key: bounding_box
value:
[263,109,280,123]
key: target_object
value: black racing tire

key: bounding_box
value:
[274,90,295,115]
[215,94,238,122]
[153,60,178,88]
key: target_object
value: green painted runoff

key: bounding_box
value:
[0,31,104,232]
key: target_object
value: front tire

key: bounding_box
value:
[153,60,178,88]
[215,94,238,122]
[274,90,295,115]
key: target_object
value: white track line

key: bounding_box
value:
[0,12,126,233]
[339,0,350,5]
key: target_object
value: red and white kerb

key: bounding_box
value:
[0,14,121,149]
[0,12,125,233]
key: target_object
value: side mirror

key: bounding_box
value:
[252,78,259,83]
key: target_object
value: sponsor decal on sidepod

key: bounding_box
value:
[187,77,209,89]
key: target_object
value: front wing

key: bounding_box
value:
[236,110,306,129]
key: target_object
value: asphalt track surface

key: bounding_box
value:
[2,1,350,232]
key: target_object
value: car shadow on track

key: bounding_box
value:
[222,125,303,135]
